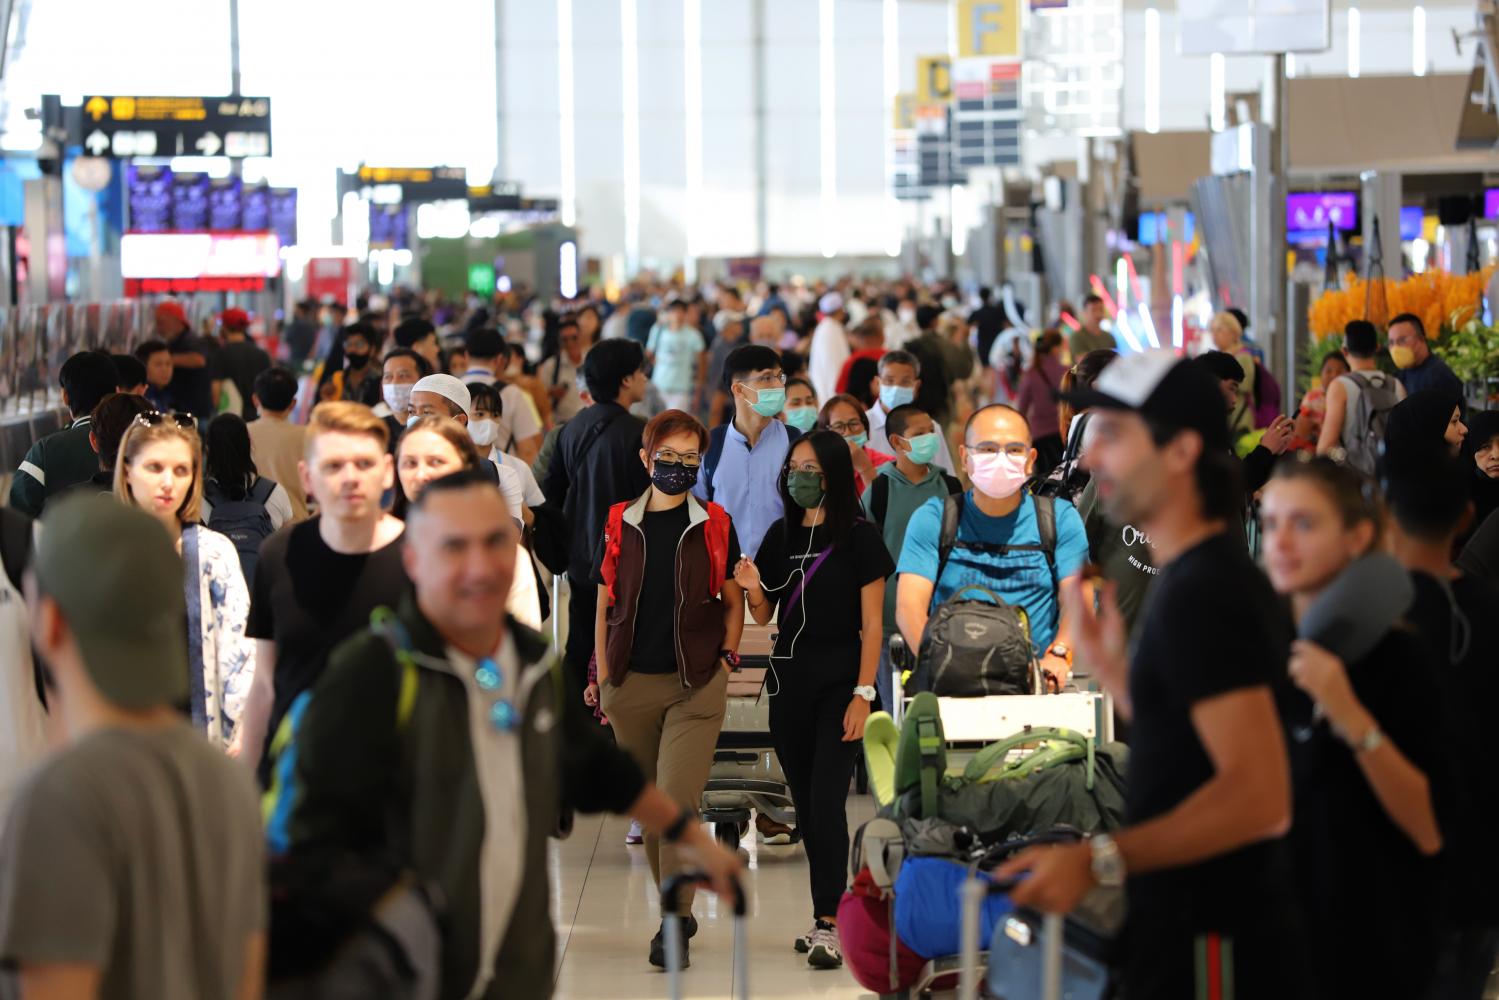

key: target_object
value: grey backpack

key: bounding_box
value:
[1340,371,1399,478]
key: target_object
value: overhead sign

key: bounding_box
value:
[892,92,916,131]
[957,0,1021,58]
[468,182,523,212]
[121,231,281,295]
[80,95,272,159]
[356,165,467,201]
[952,58,1025,168]
[916,55,953,105]
[369,203,409,250]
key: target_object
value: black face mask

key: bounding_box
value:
[650,460,699,496]
[346,351,370,369]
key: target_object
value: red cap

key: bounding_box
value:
[155,300,187,325]
[220,308,250,330]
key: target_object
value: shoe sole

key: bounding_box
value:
[807,944,843,969]
[760,833,792,846]
[625,838,644,845]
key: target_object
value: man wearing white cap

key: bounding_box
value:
[808,292,850,403]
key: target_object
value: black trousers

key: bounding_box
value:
[564,572,598,696]
[768,644,859,920]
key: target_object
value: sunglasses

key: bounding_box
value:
[132,411,196,430]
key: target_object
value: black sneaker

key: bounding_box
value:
[648,916,699,969]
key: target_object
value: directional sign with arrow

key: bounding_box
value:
[74,95,271,159]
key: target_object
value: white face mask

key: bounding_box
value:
[383,383,413,414]
[967,451,1031,500]
[468,419,499,449]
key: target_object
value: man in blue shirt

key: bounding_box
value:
[693,344,797,558]
[1389,312,1464,414]
[895,403,1089,683]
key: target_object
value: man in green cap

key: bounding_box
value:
[0,495,266,1000]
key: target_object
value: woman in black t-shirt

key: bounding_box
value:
[1261,457,1448,999]
[734,429,893,972]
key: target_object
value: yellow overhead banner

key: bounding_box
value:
[916,55,952,105]
[956,0,1021,58]
[892,92,916,131]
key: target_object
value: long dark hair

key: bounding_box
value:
[779,429,861,545]
[1031,329,1064,371]
[205,412,258,500]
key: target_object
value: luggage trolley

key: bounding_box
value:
[699,623,795,847]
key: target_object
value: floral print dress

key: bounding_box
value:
[183,524,256,748]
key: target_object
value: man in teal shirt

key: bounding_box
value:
[862,403,960,710]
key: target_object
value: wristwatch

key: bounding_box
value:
[853,685,877,702]
[1089,833,1125,888]
[1345,723,1385,755]
[1048,642,1073,665]
[720,649,740,669]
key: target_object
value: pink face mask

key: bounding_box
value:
[967,451,1030,499]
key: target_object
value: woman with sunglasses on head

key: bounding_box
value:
[114,411,255,752]
[1261,456,1449,999]
[818,393,894,497]
[733,429,894,971]
[587,409,745,969]
[394,416,542,630]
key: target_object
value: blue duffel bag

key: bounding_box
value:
[893,856,1013,959]
[987,887,1123,1000]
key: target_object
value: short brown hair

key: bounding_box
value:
[642,409,708,457]
[305,401,389,459]
[818,394,871,436]
[113,417,204,525]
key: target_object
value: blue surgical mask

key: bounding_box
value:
[845,431,869,448]
[784,405,818,432]
[406,413,422,429]
[901,431,941,465]
[743,385,785,418]
[879,383,915,410]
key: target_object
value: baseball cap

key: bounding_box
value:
[219,307,250,331]
[818,292,844,314]
[464,327,505,359]
[155,300,187,326]
[34,495,189,710]
[412,373,473,420]
[1062,349,1230,452]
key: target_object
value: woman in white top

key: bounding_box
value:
[468,382,546,522]
[114,411,255,750]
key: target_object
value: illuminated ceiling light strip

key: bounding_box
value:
[1209,52,1226,132]
[1412,6,1427,77]
[1286,53,1297,78]
[558,0,577,227]
[882,0,901,258]
[1144,6,1161,134]
[819,0,836,259]
[684,0,703,280]
[1347,6,1361,79]
[621,0,640,275]
[1136,302,1160,349]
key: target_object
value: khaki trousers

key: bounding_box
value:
[600,668,728,897]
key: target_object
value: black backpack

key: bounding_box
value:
[205,478,277,586]
[912,493,1057,698]
[866,470,963,526]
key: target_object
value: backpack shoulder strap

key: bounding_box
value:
[249,477,276,504]
[869,474,890,525]
[1033,494,1058,583]
[941,473,963,495]
[702,424,729,501]
[934,493,964,584]
[369,606,422,731]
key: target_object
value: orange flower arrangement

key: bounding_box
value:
[1309,267,1494,339]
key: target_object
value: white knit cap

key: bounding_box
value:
[411,373,473,420]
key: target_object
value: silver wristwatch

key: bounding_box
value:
[853,685,877,702]
[1348,724,1384,755]
[1089,833,1125,888]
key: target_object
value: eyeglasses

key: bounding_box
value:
[968,441,1029,458]
[653,449,701,468]
[132,411,195,430]
[738,372,787,388]
[826,419,865,436]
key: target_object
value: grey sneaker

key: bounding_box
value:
[806,922,843,969]
[793,923,818,953]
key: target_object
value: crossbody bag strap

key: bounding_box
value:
[784,546,833,613]
[181,525,208,733]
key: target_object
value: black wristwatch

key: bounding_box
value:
[720,649,740,669]
[664,807,695,844]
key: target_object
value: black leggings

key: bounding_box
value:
[768,648,859,920]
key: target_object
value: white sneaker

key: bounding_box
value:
[625,820,643,845]
[793,923,817,953]
[806,923,843,969]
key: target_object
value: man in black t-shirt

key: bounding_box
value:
[1000,351,1307,999]
[1387,455,1499,996]
[234,402,409,779]
[155,300,220,419]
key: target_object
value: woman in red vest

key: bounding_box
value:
[587,408,746,970]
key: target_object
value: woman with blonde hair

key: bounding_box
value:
[1209,311,1256,435]
[113,411,254,750]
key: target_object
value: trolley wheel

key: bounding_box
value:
[714,821,741,847]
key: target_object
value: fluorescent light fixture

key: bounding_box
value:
[1209,53,1226,132]
[951,184,968,257]
[1171,294,1184,349]
[1347,7,1360,79]
[621,0,640,275]
[1144,7,1161,134]
[558,0,577,227]
[559,241,578,298]
[1115,256,1129,309]
[684,0,703,280]
[1113,311,1145,353]
[819,0,836,258]
[883,0,901,257]
[1412,6,1426,77]
[1285,53,1297,78]
[1137,302,1160,349]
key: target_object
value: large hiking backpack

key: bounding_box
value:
[205,477,276,585]
[912,493,1056,697]
[1339,371,1400,477]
